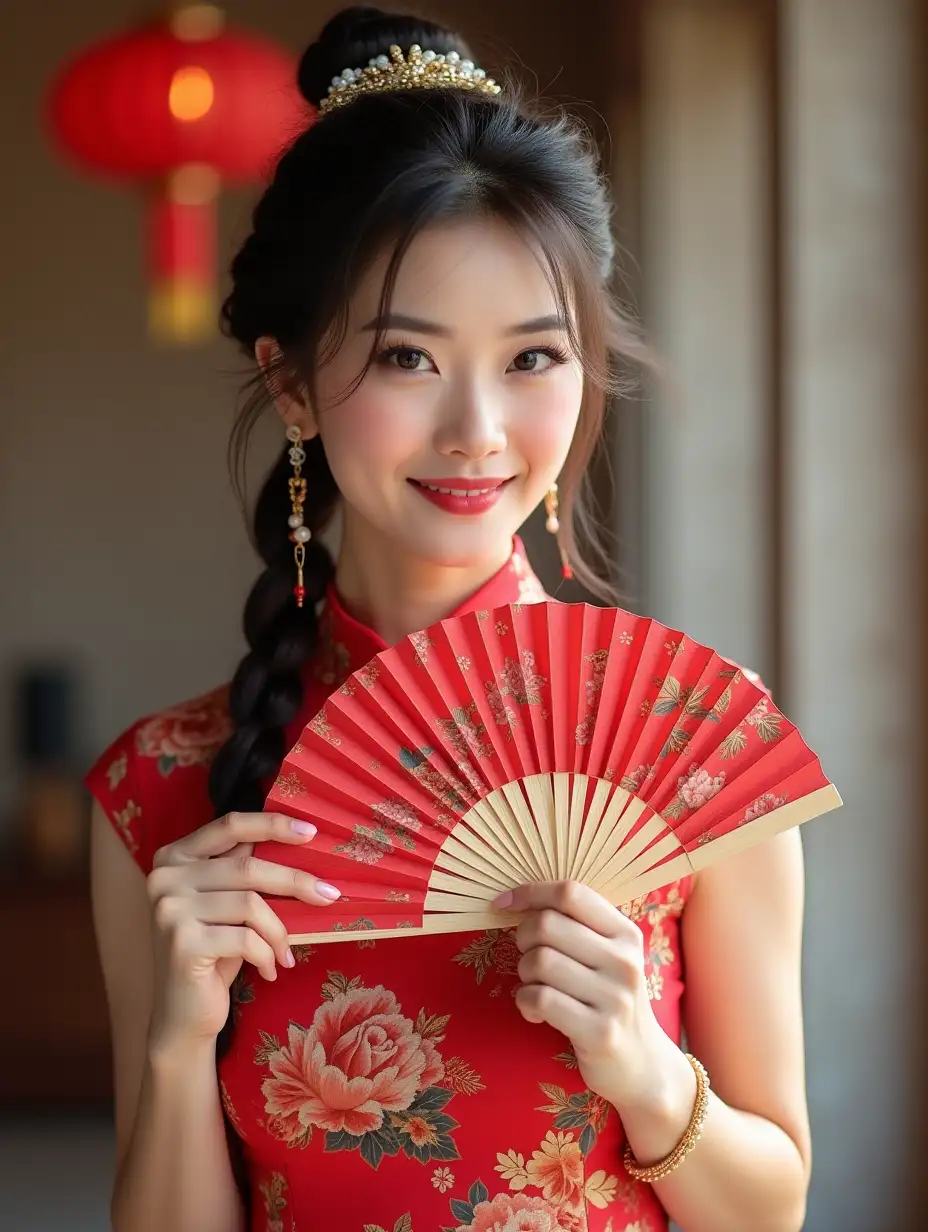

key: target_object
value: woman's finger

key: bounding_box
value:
[172,921,278,983]
[494,880,628,938]
[184,890,294,969]
[154,811,316,868]
[517,944,598,1006]
[176,853,340,906]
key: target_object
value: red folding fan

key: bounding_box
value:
[257,601,841,942]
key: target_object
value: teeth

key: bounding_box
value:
[420,483,496,496]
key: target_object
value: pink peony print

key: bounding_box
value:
[620,763,652,792]
[743,792,788,823]
[262,985,444,1141]
[135,686,232,769]
[677,765,726,810]
[461,1192,575,1232]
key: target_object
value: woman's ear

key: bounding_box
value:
[255,336,319,440]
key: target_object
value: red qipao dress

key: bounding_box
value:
[87,539,691,1232]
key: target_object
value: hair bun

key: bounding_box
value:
[297,5,472,109]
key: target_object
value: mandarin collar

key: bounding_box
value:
[311,536,547,690]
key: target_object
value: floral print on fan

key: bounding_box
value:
[485,649,548,735]
[744,792,788,822]
[438,703,494,760]
[259,975,462,1170]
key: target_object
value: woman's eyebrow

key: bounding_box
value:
[361,312,567,337]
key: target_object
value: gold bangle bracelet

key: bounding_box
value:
[623,1053,710,1184]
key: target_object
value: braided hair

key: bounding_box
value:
[209,1,644,1209]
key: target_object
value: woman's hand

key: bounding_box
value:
[146,811,339,1051]
[493,880,678,1113]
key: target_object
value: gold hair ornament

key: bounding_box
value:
[318,43,501,116]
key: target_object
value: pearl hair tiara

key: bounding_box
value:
[318,42,502,115]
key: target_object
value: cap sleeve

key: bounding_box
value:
[85,684,232,876]
[85,720,154,873]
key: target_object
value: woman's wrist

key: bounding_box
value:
[611,1029,700,1165]
[147,1025,219,1075]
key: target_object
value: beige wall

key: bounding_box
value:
[781,0,922,1221]
[640,2,924,1227]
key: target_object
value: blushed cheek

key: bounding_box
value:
[519,380,583,475]
[319,389,413,490]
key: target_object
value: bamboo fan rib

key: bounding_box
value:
[257,602,841,943]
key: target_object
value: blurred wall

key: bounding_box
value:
[640,2,924,1228]
[781,1,921,1224]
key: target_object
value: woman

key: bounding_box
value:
[88,8,811,1231]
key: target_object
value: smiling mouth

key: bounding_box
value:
[409,478,514,496]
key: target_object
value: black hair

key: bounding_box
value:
[210,3,645,1206]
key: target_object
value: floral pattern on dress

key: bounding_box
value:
[134,684,232,775]
[112,799,142,853]
[85,537,707,1232]
[258,974,463,1170]
[453,930,521,988]
[106,752,127,790]
[448,1125,621,1229]
[259,1172,292,1232]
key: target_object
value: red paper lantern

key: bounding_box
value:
[46,4,311,342]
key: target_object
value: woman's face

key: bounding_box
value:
[296,217,583,569]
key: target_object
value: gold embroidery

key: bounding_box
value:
[259,1172,289,1232]
[309,707,340,746]
[332,916,377,934]
[432,1166,456,1192]
[113,800,141,853]
[106,753,127,790]
[273,771,307,798]
[220,1080,244,1136]
[442,1056,486,1094]
[410,630,434,666]
[454,929,521,983]
[357,662,381,689]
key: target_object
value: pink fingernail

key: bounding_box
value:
[317,882,341,901]
[284,949,296,968]
[291,820,317,836]
[493,890,514,910]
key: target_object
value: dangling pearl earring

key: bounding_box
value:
[286,425,311,607]
[544,483,573,581]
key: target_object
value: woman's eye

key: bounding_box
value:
[510,348,561,374]
[385,347,431,372]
